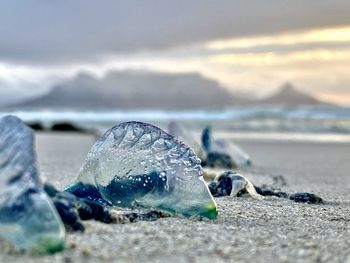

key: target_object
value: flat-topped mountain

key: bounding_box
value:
[14,71,246,110]
[9,73,327,110]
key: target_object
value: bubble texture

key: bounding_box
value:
[77,121,217,219]
[0,116,65,253]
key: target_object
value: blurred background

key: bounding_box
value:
[1,0,350,140]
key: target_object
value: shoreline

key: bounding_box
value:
[0,132,349,262]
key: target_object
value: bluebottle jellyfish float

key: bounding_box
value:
[67,121,218,219]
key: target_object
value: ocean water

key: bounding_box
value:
[1,105,350,142]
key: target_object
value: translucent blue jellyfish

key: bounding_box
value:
[202,126,252,168]
[69,121,218,219]
[0,116,65,253]
[167,121,205,161]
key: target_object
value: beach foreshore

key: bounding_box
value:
[1,132,349,263]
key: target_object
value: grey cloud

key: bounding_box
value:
[1,0,350,64]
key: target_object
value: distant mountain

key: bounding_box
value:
[257,83,326,106]
[9,73,327,110]
[13,71,247,110]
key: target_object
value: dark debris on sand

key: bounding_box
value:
[255,185,324,204]
[44,184,171,232]
[202,152,237,169]
[209,172,324,204]
[51,122,86,133]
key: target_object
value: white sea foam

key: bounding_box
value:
[1,105,349,142]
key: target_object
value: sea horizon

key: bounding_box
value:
[2,105,350,143]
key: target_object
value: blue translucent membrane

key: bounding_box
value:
[0,116,65,253]
[74,122,217,219]
[202,127,252,167]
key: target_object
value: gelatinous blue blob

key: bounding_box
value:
[201,126,211,153]
[73,121,217,219]
[167,121,205,160]
[0,116,65,253]
[201,126,252,168]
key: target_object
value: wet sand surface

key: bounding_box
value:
[1,132,349,263]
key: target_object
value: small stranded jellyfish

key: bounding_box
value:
[0,116,65,254]
[69,121,218,219]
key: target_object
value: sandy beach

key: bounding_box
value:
[1,132,349,263]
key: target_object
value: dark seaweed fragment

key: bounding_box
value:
[202,152,237,169]
[289,193,324,204]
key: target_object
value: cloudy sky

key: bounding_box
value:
[1,0,350,105]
